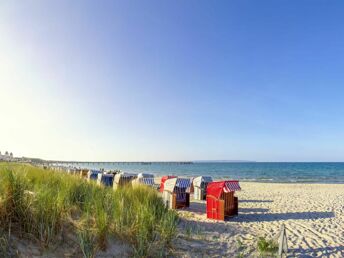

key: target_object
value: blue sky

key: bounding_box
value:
[1,1,344,161]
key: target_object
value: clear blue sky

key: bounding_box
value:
[1,1,344,161]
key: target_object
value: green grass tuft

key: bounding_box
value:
[257,236,278,255]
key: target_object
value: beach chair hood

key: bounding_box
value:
[193,176,213,188]
[114,173,136,184]
[102,174,114,186]
[88,170,101,180]
[207,180,241,199]
[137,173,154,179]
[159,175,177,192]
[133,173,155,186]
[164,178,191,193]
[88,170,101,176]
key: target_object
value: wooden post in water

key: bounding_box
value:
[278,224,288,257]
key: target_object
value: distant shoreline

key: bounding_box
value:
[32,161,344,184]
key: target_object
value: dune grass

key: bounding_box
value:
[0,163,178,257]
[257,236,278,256]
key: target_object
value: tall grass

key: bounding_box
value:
[0,163,178,257]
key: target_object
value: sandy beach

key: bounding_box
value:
[175,182,344,257]
[2,167,344,257]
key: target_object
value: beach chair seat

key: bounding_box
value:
[176,192,187,202]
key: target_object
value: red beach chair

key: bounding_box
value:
[206,180,241,220]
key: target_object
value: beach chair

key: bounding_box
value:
[132,173,155,187]
[189,177,195,193]
[160,175,177,192]
[193,176,213,200]
[97,173,115,187]
[113,172,137,190]
[79,169,89,178]
[162,178,191,209]
[87,170,102,181]
[206,180,241,220]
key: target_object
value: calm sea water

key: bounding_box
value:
[61,162,344,183]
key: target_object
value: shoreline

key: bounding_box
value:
[37,161,344,185]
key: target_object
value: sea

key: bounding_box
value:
[59,162,344,183]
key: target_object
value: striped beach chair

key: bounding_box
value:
[113,172,137,190]
[193,176,213,200]
[87,170,102,181]
[163,178,191,209]
[97,173,115,187]
[206,180,241,220]
[132,173,155,187]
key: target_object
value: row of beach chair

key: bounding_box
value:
[160,175,241,220]
[63,167,241,221]
[66,168,158,189]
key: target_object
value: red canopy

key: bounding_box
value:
[207,180,241,199]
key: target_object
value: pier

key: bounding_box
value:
[42,161,194,166]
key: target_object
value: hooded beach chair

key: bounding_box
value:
[206,180,241,220]
[87,170,102,182]
[97,173,115,187]
[132,173,155,187]
[79,169,89,179]
[159,175,177,192]
[162,178,191,209]
[193,176,213,200]
[113,172,137,190]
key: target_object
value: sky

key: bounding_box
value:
[1,1,344,162]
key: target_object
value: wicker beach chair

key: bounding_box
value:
[163,178,191,209]
[206,180,241,220]
[193,176,213,200]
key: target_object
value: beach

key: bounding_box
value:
[2,164,344,257]
[175,182,344,257]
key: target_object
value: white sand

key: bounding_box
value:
[175,182,344,257]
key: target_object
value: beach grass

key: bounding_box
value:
[0,163,178,257]
[257,236,278,256]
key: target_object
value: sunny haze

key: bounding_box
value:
[1,1,344,162]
